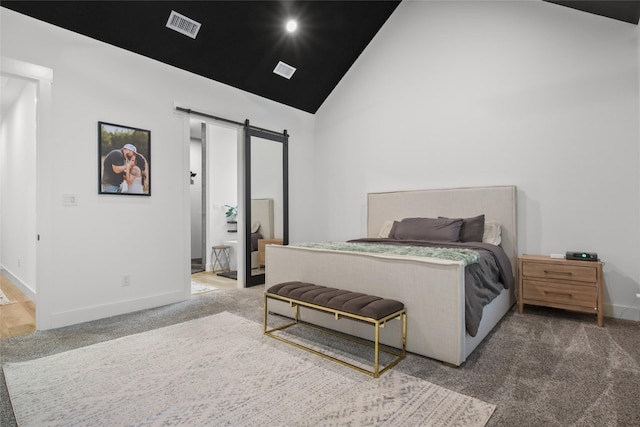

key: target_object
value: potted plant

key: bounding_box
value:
[224,205,238,232]
[224,205,237,220]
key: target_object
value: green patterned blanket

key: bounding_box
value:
[294,242,479,265]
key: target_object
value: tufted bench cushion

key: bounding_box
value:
[267,281,404,320]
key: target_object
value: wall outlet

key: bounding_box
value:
[636,293,640,299]
[122,275,131,287]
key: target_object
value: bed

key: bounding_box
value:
[265,186,517,366]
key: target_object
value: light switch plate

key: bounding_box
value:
[62,194,77,206]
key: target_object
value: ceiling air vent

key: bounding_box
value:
[166,11,201,39]
[273,61,296,80]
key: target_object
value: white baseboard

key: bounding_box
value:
[0,267,36,300]
[46,291,187,330]
[606,302,640,322]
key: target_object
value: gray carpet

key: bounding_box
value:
[1,286,639,426]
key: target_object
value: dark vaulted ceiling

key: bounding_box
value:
[2,1,639,114]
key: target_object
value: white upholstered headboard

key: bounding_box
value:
[367,186,517,273]
[251,198,274,239]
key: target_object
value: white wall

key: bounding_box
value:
[0,77,37,296]
[0,8,316,329]
[315,1,640,319]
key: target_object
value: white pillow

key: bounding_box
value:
[377,220,395,238]
[251,221,261,233]
[482,220,502,246]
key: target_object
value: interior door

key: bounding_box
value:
[244,125,288,287]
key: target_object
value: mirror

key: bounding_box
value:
[244,125,288,287]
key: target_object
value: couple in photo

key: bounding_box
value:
[101,143,148,194]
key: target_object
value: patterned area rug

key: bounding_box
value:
[190,282,217,294]
[3,312,495,426]
[0,288,14,305]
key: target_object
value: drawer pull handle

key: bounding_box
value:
[544,270,572,276]
[544,291,572,297]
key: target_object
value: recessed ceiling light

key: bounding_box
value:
[286,19,297,33]
[273,61,296,79]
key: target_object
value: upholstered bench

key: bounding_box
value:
[263,281,407,378]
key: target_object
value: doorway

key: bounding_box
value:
[0,57,53,333]
[181,107,289,289]
[189,121,205,274]
[189,119,240,290]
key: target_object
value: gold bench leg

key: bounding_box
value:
[374,320,380,378]
[403,312,407,355]
[263,293,268,333]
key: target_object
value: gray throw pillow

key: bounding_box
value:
[439,214,485,242]
[389,217,463,242]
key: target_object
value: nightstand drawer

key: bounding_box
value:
[523,279,597,308]
[522,262,596,283]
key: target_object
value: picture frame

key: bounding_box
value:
[98,121,151,196]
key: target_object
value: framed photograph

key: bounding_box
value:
[98,121,151,196]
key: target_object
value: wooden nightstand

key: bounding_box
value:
[258,239,283,268]
[518,255,603,326]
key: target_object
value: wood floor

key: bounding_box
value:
[0,275,35,339]
[0,271,238,340]
[191,271,239,291]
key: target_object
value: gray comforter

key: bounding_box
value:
[348,238,514,337]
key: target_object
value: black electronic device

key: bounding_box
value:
[566,251,598,261]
